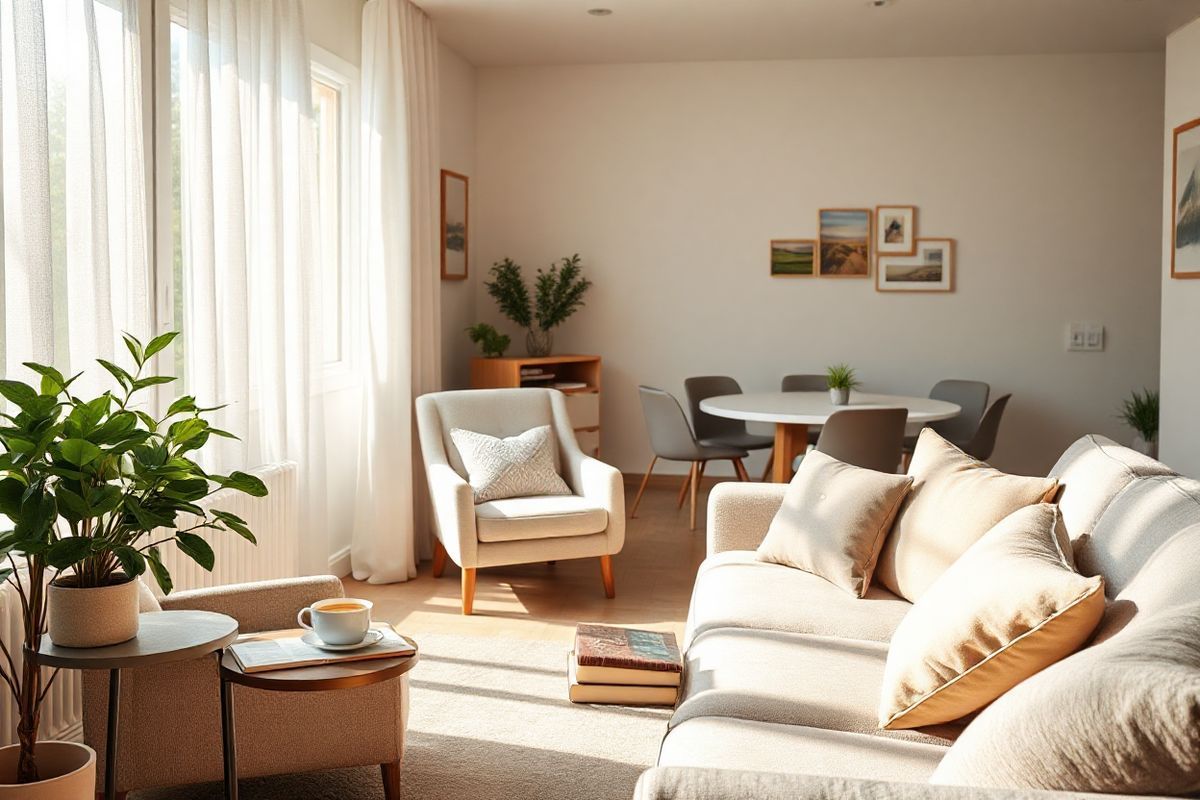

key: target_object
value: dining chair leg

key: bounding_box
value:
[676,468,692,509]
[760,450,774,482]
[598,555,615,599]
[900,452,913,472]
[431,538,447,578]
[732,458,750,482]
[630,456,658,518]
[689,461,701,531]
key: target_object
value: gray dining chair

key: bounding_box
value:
[963,394,1011,461]
[815,408,908,473]
[684,376,775,451]
[632,386,750,530]
[902,379,990,467]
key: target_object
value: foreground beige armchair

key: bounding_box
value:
[416,388,625,614]
[82,576,409,798]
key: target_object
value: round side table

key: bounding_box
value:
[218,631,419,800]
[33,610,238,800]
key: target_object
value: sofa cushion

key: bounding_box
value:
[931,601,1200,796]
[1048,434,1174,542]
[474,495,607,542]
[684,551,913,648]
[879,504,1104,730]
[1094,523,1200,643]
[1074,475,1200,597]
[675,627,958,746]
[876,429,1058,602]
[659,717,946,784]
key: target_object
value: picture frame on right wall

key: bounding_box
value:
[1172,117,1200,279]
[877,238,955,293]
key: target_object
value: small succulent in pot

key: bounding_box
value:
[825,363,861,406]
[1117,388,1158,459]
[0,331,265,784]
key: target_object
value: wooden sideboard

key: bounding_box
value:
[470,355,602,457]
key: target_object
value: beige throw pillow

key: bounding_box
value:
[876,428,1059,601]
[756,450,913,597]
[879,503,1104,730]
[449,425,572,504]
[931,601,1200,795]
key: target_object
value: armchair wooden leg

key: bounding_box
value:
[900,451,912,472]
[599,555,615,598]
[461,568,477,615]
[630,456,657,518]
[733,458,749,482]
[760,450,774,482]
[381,761,402,799]
[431,538,447,578]
[689,461,700,531]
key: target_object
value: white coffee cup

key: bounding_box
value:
[297,598,373,645]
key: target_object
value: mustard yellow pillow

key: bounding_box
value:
[879,503,1104,730]
[756,450,913,597]
[876,428,1059,601]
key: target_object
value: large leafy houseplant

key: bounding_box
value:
[484,254,592,356]
[0,331,265,784]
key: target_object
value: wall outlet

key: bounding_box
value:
[1067,322,1104,352]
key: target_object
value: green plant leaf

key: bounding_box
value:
[89,486,124,516]
[14,490,56,540]
[146,546,173,594]
[122,332,144,366]
[175,532,215,571]
[168,418,208,445]
[162,478,210,502]
[45,536,94,569]
[0,477,25,519]
[212,509,256,544]
[90,411,138,444]
[53,486,90,522]
[112,545,146,578]
[22,363,67,395]
[0,380,38,410]
[126,498,177,530]
[59,438,102,467]
[96,359,133,390]
[133,410,158,433]
[215,471,268,497]
[131,375,176,392]
[165,395,197,418]
[143,331,180,360]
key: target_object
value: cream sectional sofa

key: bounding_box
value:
[635,434,1198,799]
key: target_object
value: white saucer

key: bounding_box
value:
[302,628,384,651]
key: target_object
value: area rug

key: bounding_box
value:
[135,633,671,800]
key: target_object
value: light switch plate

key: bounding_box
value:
[1067,322,1104,352]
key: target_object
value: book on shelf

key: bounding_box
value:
[574,623,682,674]
[229,623,415,674]
[552,381,589,391]
[567,654,678,706]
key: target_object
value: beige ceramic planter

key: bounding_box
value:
[0,741,95,799]
[47,575,139,648]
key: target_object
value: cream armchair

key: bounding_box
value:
[415,388,625,614]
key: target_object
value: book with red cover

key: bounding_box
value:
[574,624,682,673]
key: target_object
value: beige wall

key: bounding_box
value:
[303,0,362,65]
[1161,19,1200,478]
[472,54,1165,478]
[439,43,479,390]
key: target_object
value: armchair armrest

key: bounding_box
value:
[425,461,479,568]
[569,451,626,553]
[706,482,788,556]
[159,575,344,633]
[634,768,1150,800]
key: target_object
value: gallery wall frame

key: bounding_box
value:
[441,169,469,281]
[818,208,872,278]
[876,237,955,293]
[1172,117,1200,279]
[875,205,917,256]
[770,239,817,277]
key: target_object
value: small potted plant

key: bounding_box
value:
[485,255,592,357]
[826,363,860,406]
[1118,388,1159,459]
[465,323,511,358]
[0,331,265,792]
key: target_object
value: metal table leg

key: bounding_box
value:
[105,668,120,800]
[220,656,238,800]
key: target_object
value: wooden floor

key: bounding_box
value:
[343,480,711,646]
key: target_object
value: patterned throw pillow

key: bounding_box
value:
[450,425,572,504]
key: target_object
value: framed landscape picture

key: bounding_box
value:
[875,205,917,256]
[877,237,955,293]
[770,239,816,277]
[1172,118,1200,279]
[440,169,469,280]
[818,209,871,277]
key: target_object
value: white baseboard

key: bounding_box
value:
[328,545,352,577]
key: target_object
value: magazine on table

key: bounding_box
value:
[229,623,415,674]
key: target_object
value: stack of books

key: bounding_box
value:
[568,623,682,706]
[519,367,555,382]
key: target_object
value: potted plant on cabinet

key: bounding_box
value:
[1118,388,1159,459]
[0,331,266,793]
[484,255,593,356]
[465,323,511,358]
[826,363,860,406]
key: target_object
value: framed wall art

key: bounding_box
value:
[875,205,917,256]
[1172,117,1200,279]
[441,169,469,280]
[877,237,955,293]
[770,239,816,277]
[818,209,871,277]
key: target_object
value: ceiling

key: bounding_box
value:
[416,0,1200,67]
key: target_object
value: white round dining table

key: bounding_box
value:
[699,391,961,483]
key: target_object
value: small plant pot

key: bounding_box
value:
[0,741,95,799]
[1132,434,1159,460]
[47,574,139,648]
[525,329,553,357]
[829,387,850,406]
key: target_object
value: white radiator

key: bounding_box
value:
[0,461,300,745]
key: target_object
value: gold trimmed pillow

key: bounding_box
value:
[879,503,1104,730]
[449,425,572,503]
[876,428,1059,602]
[756,450,913,597]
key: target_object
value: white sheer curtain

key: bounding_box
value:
[178,0,328,574]
[351,0,441,584]
[0,0,150,388]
